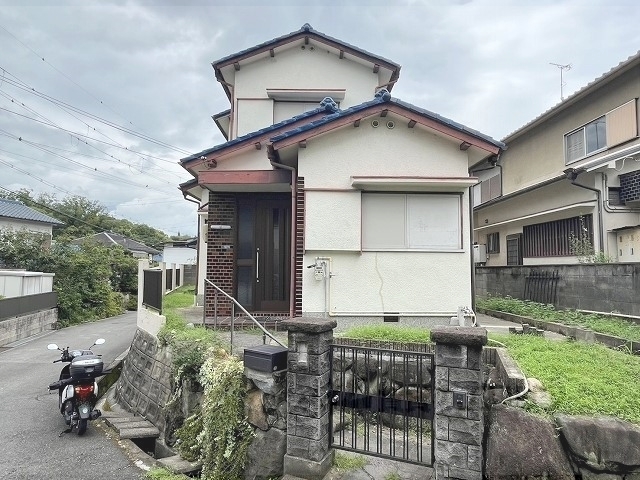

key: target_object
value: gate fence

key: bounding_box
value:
[524,269,559,305]
[329,341,434,466]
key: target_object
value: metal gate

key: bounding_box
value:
[329,340,434,466]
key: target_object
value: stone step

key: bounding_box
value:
[158,454,202,475]
[118,426,160,439]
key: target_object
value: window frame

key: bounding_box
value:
[361,192,463,252]
[486,232,500,254]
[564,116,607,165]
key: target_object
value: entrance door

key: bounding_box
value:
[236,195,291,312]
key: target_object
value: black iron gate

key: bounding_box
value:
[329,340,434,466]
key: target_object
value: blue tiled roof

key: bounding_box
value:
[181,97,340,164]
[0,198,64,225]
[270,89,506,149]
[212,23,400,71]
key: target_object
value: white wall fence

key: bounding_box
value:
[0,269,54,298]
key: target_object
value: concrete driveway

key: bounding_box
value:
[0,312,145,480]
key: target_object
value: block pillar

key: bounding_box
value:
[281,317,336,480]
[431,326,488,480]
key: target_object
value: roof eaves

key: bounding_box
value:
[503,50,640,143]
[180,97,340,165]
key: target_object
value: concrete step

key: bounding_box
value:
[118,426,160,439]
[158,454,202,475]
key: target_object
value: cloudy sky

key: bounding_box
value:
[1,0,638,238]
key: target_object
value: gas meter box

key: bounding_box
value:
[244,345,288,373]
[69,356,104,380]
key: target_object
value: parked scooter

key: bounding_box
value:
[47,338,107,435]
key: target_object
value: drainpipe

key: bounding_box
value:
[183,192,203,305]
[268,150,297,319]
[469,183,476,312]
[564,168,604,252]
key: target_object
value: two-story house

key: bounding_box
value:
[473,51,640,266]
[180,24,504,323]
[0,198,63,247]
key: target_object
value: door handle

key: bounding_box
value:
[256,248,260,282]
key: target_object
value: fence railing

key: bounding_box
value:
[0,292,58,321]
[204,278,285,353]
[143,269,163,312]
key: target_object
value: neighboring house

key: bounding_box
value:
[71,231,160,259]
[473,51,640,266]
[180,24,504,321]
[162,238,197,265]
[0,198,63,243]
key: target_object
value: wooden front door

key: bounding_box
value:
[236,194,291,312]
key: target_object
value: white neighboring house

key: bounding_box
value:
[0,198,63,242]
[180,24,504,322]
[162,239,197,265]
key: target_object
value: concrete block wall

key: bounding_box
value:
[476,264,640,316]
[115,328,173,430]
[0,308,56,347]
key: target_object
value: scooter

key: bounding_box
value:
[47,338,106,435]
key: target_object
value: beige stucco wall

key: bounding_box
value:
[216,148,271,171]
[501,65,640,195]
[299,121,473,317]
[232,45,380,137]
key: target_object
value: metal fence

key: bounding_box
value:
[165,269,174,291]
[143,269,162,312]
[0,292,58,320]
[524,269,559,305]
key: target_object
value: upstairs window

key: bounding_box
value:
[565,117,606,163]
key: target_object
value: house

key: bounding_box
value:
[473,51,640,266]
[180,24,504,322]
[162,238,197,265]
[0,198,63,244]
[71,231,160,259]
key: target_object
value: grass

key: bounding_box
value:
[340,323,640,424]
[333,452,367,471]
[145,468,189,480]
[492,334,640,424]
[385,473,402,480]
[338,324,430,343]
[478,295,640,342]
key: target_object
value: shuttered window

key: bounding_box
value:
[523,214,593,257]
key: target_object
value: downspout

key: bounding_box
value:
[564,169,604,252]
[269,150,297,319]
[183,192,201,303]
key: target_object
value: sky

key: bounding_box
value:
[1,0,639,239]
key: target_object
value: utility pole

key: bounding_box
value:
[550,62,572,101]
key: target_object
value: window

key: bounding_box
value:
[362,193,461,250]
[506,234,523,266]
[473,171,501,207]
[523,214,593,257]
[487,232,500,254]
[565,117,606,163]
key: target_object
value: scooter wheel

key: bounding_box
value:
[77,419,88,435]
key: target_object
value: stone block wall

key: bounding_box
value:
[476,263,640,316]
[0,308,56,347]
[432,326,487,480]
[115,328,173,430]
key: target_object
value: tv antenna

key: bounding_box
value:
[550,62,572,100]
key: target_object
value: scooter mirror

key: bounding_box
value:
[47,343,59,350]
[94,338,105,345]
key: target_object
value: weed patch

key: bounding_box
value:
[339,324,430,343]
[334,452,367,471]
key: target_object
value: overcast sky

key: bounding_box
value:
[1,0,638,238]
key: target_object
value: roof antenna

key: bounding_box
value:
[550,62,572,101]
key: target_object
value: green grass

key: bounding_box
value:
[333,452,367,471]
[478,295,640,342]
[492,334,640,424]
[338,324,430,343]
[145,467,189,480]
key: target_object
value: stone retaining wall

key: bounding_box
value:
[0,308,56,346]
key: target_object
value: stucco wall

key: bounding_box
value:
[0,218,53,235]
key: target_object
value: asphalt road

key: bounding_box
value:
[0,312,145,480]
